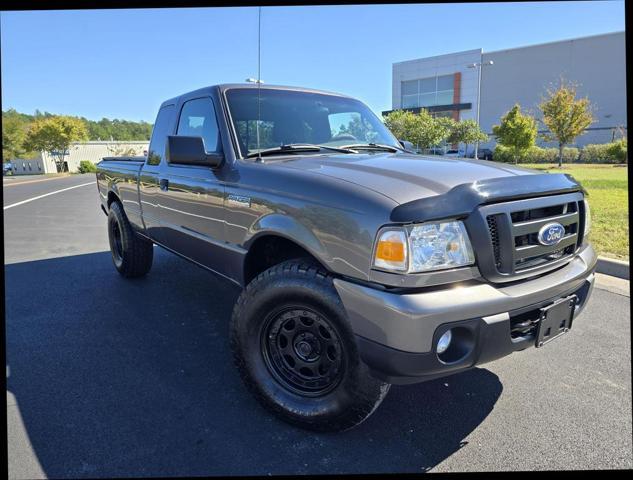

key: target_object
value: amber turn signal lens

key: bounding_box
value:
[376,240,405,262]
[373,229,408,271]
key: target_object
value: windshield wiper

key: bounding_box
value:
[339,143,402,153]
[245,143,356,158]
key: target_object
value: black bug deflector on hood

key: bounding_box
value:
[390,173,584,223]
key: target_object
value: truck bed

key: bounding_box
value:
[99,156,146,164]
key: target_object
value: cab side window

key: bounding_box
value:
[176,98,221,153]
[147,104,175,166]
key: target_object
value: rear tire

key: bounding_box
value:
[108,201,153,278]
[230,259,390,432]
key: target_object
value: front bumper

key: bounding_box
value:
[333,244,597,385]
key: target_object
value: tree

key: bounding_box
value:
[539,80,594,167]
[383,109,419,144]
[2,109,30,161]
[448,119,488,157]
[413,109,452,149]
[492,104,537,164]
[434,116,457,150]
[383,109,451,150]
[24,116,88,172]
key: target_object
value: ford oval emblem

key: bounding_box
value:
[537,222,565,246]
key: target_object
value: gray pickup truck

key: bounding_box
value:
[96,83,596,431]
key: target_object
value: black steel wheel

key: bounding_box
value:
[262,307,344,397]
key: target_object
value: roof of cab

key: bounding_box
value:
[160,83,352,108]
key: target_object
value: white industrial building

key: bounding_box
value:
[39,141,149,173]
[8,141,149,175]
[386,31,626,151]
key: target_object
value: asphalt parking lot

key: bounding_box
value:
[4,173,632,477]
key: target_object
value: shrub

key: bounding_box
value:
[77,160,97,173]
[493,145,516,163]
[497,141,628,164]
[562,147,580,163]
[525,146,558,163]
[579,140,628,164]
[606,139,627,163]
[579,144,609,163]
[494,145,578,164]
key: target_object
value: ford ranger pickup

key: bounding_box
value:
[96,83,596,431]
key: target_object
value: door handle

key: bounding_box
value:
[159,178,169,191]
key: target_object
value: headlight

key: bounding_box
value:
[408,221,475,272]
[583,198,591,237]
[373,220,475,273]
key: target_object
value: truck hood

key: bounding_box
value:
[277,152,538,204]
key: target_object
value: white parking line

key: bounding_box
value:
[3,182,95,210]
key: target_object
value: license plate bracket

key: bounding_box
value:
[535,295,577,348]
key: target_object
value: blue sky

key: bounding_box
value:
[0,2,625,122]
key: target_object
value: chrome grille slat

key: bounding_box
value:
[512,211,579,237]
[514,233,578,260]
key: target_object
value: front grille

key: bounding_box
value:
[472,191,585,282]
[504,200,579,272]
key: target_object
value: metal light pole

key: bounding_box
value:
[467,59,493,159]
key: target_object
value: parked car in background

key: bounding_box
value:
[444,149,464,157]
[399,140,416,152]
[468,148,494,160]
[428,146,446,155]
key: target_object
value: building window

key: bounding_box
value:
[431,111,454,119]
[401,74,455,109]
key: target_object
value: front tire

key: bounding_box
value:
[108,201,153,278]
[230,260,390,432]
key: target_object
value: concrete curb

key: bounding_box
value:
[596,256,629,280]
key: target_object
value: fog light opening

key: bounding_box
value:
[437,326,474,364]
[436,329,452,354]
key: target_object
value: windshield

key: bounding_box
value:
[225,88,401,158]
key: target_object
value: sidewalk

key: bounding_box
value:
[3,173,72,186]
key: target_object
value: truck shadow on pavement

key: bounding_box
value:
[5,249,503,477]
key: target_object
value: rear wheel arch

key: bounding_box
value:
[107,190,121,208]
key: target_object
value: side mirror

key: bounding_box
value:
[166,135,223,168]
[399,139,415,152]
